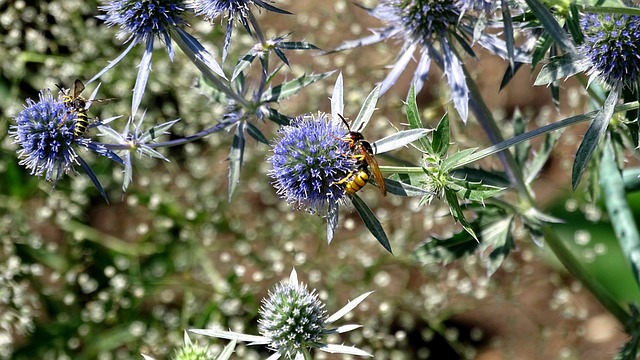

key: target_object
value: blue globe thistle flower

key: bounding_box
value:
[99,0,186,46]
[257,271,328,355]
[10,89,124,199]
[189,0,291,65]
[334,0,470,122]
[9,89,82,182]
[268,113,357,214]
[580,13,640,90]
[89,0,227,119]
[190,269,373,358]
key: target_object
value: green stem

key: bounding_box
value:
[542,224,631,329]
[455,102,639,168]
[600,136,640,291]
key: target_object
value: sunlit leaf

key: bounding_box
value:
[260,71,334,103]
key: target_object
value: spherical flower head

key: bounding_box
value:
[580,13,640,89]
[384,0,460,45]
[9,90,80,182]
[258,277,328,356]
[189,0,254,21]
[99,0,186,44]
[268,113,357,214]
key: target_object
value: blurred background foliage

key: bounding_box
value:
[1,0,640,359]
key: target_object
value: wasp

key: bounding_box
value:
[335,114,387,197]
[56,79,113,138]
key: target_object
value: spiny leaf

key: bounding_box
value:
[572,88,619,191]
[432,113,450,157]
[351,194,392,254]
[260,71,334,103]
[228,122,245,201]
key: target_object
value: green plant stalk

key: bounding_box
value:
[456,102,639,167]
[464,61,532,204]
[542,224,631,328]
[600,136,640,289]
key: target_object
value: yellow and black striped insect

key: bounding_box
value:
[336,114,387,197]
[56,79,113,138]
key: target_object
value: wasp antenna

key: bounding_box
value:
[337,114,351,130]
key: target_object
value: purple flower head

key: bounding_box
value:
[580,13,640,89]
[334,0,470,121]
[9,89,81,182]
[268,113,357,214]
[99,0,186,45]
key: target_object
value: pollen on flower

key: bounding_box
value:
[580,13,640,89]
[267,112,358,214]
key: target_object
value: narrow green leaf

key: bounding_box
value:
[140,119,181,143]
[246,122,270,145]
[384,178,433,197]
[568,2,584,44]
[600,136,640,287]
[441,148,478,173]
[478,216,514,276]
[447,180,504,202]
[332,72,344,122]
[232,52,256,81]
[216,340,237,360]
[531,32,553,69]
[432,113,450,157]
[525,128,563,184]
[524,0,576,52]
[572,88,619,191]
[351,194,393,254]
[513,109,529,168]
[352,85,381,132]
[265,107,291,126]
[534,53,588,86]
[77,155,109,203]
[260,71,334,103]
[228,122,245,201]
[405,84,431,151]
[449,168,510,188]
[372,129,431,155]
[276,41,320,50]
[326,202,339,245]
[413,229,479,265]
[501,0,515,71]
[444,188,477,240]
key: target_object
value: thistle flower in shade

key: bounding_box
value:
[334,0,471,121]
[580,13,640,90]
[90,0,225,118]
[267,112,357,215]
[9,89,123,199]
[190,269,373,359]
[189,0,290,64]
